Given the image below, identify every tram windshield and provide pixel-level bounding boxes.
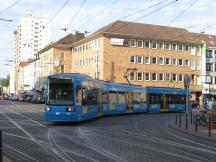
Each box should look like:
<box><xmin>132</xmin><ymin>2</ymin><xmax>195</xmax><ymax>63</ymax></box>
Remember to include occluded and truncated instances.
<box><xmin>47</xmin><ymin>78</ymin><xmax>74</xmax><ymax>105</ymax></box>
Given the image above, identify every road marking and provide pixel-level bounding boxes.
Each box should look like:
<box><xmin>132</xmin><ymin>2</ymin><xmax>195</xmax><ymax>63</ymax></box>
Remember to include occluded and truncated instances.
<box><xmin>3</xmin><ymin>107</ymin><xmax>46</xmax><ymax>127</ymax></box>
<box><xmin>162</xmin><ymin>127</ymin><xmax>216</xmax><ymax>151</ymax></box>
<box><xmin>3</xmin><ymin>144</ymin><xmax>40</xmax><ymax>162</ymax></box>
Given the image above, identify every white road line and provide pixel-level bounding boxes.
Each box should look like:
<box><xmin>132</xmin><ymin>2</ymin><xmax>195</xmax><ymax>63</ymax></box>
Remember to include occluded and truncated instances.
<box><xmin>0</xmin><ymin>112</ymin><xmax>48</xmax><ymax>151</ymax></box>
<box><xmin>162</xmin><ymin>127</ymin><xmax>216</xmax><ymax>151</ymax></box>
<box><xmin>3</xmin><ymin>144</ymin><xmax>40</xmax><ymax>162</ymax></box>
<box><xmin>4</xmin><ymin>107</ymin><xmax>46</xmax><ymax>127</ymax></box>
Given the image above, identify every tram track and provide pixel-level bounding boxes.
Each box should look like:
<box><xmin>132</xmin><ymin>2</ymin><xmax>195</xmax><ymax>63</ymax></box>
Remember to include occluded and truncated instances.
<box><xmin>133</xmin><ymin>119</ymin><xmax>216</xmax><ymax>162</ymax></box>
<box><xmin>3</xmin><ymin>144</ymin><xmax>41</xmax><ymax>162</ymax></box>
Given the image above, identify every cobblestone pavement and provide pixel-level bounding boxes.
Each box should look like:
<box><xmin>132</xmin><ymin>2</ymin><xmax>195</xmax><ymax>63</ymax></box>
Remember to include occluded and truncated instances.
<box><xmin>0</xmin><ymin>100</ymin><xmax>216</xmax><ymax>162</ymax></box>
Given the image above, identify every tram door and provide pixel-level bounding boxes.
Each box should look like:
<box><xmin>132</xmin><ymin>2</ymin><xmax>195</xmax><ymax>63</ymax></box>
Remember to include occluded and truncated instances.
<box><xmin>161</xmin><ymin>94</ymin><xmax>168</xmax><ymax>112</ymax></box>
<box><xmin>98</xmin><ymin>88</ymin><xmax>103</xmax><ymax>114</ymax></box>
<box><xmin>126</xmin><ymin>91</ymin><xmax>133</xmax><ymax>112</ymax></box>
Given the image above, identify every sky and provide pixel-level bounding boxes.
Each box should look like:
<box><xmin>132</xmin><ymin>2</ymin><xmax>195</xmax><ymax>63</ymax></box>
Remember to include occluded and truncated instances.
<box><xmin>0</xmin><ymin>0</ymin><xmax>216</xmax><ymax>78</ymax></box>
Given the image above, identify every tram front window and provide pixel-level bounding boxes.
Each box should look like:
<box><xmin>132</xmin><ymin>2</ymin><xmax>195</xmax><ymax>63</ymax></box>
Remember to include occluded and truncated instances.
<box><xmin>48</xmin><ymin>78</ymin><xmax>74</xmax><ymax>105</ymax></box>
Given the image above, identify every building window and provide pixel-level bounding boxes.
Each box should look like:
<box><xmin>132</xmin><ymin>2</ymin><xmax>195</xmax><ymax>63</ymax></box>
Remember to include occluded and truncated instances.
<box><xmin>206</xmin><ymin>50</ymin><xmax>213</xmax><ymax>58</ymax></box>
<box><xmin>158</xmin><ymin>73</ymin><xmax>164</xmax><ymax>81</ymax></box>
<box><xmin>178</xmin><ymin>59</ymin><xmax>183</xmax><ymax>66</ymax></box>
<box><xmin>144</xmin><ymin>56</ymin><xmax>150</xmax><ymax>64</ymax></box>
<box><xmin>172</xmin><ymin>43</ymin><xmax>177</xmax><ymax>51</ymax></box>
<box><xmin>178</xmin><ymin>44</ymin><xmax>183</xmax><ymax>51</ymax></box>
<box><xmin>144</xmin><ymin>41</ymin><xmax>150</xmax><ymax>48</ymax></box>
<box><xmin>158</xmin><ymin>57</ymin><xmax>164</xmax><ymax>65</ymax></box>
<box><xmin>159</xmin><ymin>42</ymin><xmax>164</xmax><ymax>49</ymax></box>
<box><xmin>130</xmin><ymin>56</ymin><xmax>136</xmax><ymax>63</ymax></box>
<box><xmin>137</xmin><ymin>40</ymin><xmax>143</xmax><ymax>48</ymax></box>
<box><xmin>130</xmin><ymin>72</ymin><xmax>135</xmax><ymax>81</ymax></box>
<box><xmin>206</xmin><ymin>63</ymin><xmax>213</xmax><ymax>71</ymax></box>
<box><xmin>60</xmin><ymin>65</ymin><xmax>64</xmax><ymax>73</ymax></box>
<box><xmin>152</xmin><ymin>57</ymin><xmax>157</xmax><ymax>64</ymax></box>
<box><xmin>179</xmin><ymin>74</ymin><xmax>183</xmax><ymax>82</ymax></box>
<box><xmin>172</xmin><ymin>74</ymin><xmax>177</xmax><ymax>82</ymax></box>
<box><xmin>137</xmin><ymin>72</ymin><xmax>143</xmax><ymax>81</ymax></box>
<box><xmin>60</xmin><ymin>51</ymin><xmax>64</xmax><ymax>60</ymax></box>
<box><xmin>165</xmin><ymin>42</ymin><xmax>171</xmax><ymax>50</ymax></box>
<box><xmin>137</xmin><ymin>56</ymin><xmax>143</xmax><ymax>64</ymax></box>
<box><xmin>185</xmin><ymin>59</ymin><xmax>190</xmax><ymax>66</ymax></box>
<box><xmin>152</xmin><ymin>73</ymin><xmax>157</xmax><ymax>81</ymax></box>
<box><xmin>152</xmin><ymin>41</ymin><xmax>157</xmax><ymax>49</ymax></box>
<box><xmin>184</xmin><ymin>44</ymin><xmax>190</xmax><ymax>52</ymax></box>
<box><xmin>145</xmin><ymin>73</ymin><xmax>150</xmax><ymax>81</ymax></box>
<box><xmin>165</xmin><ymin>73</ymin><xmax>171</xmax><ymax>81</ymax></box>
<box><xmin>172</xmin><ymin>58</ymin><xmax>177</xmax><ymax>65</ymax></box>
<box><xmin>165</xmin><ymin>58</ymin><xmax>171</xmax><ymax>65</ymax></box>
<box><xmin>129</xmin><ymin>39</ymin><xmax>136</xmax><ymax>47</ymax></box>
<box><xmin>191</xmin><ymin>60</ymin><xmax>196</xmax><ymax>70</ymax></box>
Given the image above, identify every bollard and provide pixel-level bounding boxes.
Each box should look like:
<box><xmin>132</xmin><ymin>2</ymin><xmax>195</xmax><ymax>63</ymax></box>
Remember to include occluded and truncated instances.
<box><xmin>195</xmin><ymin>115</ymin><xmax>198</xmax><ymax>132</ymax></box>
<box><xmin>208</xmin><ymin>116</ymin><xmax>211</xmax><ymax>136</ymax></box>
<box><xmin>0</xmin><ymin>129</ymin><xmax>2</xmax><ymax>162</ymax></box>
<box><xmin>175</xmin><ymin>112</ymin><xmax>178</xmax><ymax>125</ymax></box>
<box><xmin>185</xmin><ymin>113</ymin><xmax>188</xmax><ymax>130</ymax></box>
<box><xmin>179</xmin><ymin>111</ymin><xmax>182</xmax><ymax>127</ymax></box>
<box><xmin>190</xmin><ymin>110</ymin><xmax>192</xmax><ymax>124</ymax></box>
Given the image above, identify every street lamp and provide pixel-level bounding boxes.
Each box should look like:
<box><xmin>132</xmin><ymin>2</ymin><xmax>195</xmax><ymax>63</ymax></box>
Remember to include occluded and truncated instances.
<box><xmin>0</xmin><ymin>18</ymin><xmax>12</xmax><ymax>22</ymax></box>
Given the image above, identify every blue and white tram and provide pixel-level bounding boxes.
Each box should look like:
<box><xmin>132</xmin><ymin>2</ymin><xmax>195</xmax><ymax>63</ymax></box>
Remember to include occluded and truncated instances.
<box><xmin>45</xmin><ymin>73</ymin><xmax>188</xmax><ymax>122</ymax></box>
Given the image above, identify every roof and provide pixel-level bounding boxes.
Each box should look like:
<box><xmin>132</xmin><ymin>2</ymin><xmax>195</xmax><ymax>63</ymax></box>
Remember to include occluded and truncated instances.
<box><xmin>192</xmin><ymin>33</ymin><xmax>216</xmax><ymax>47</ymax></box>
<box><xmin>38</xmin><ymin>33</ymin><xmax>76</xmax><ymax>53</ymax></box>
<box><xmin>92</xmin><ymin>20</ymin><xmax>199</xmax><ymax>44</ymax></box>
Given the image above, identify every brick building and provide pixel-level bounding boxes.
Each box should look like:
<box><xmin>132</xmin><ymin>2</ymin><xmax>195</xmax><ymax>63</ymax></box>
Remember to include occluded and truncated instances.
<box><xmin>71</xmin><ymin>20</ymin><xmax>202</xmax><ymax>98</ymax></box>
<box><xmin>38</xmin><ymin>32</ymin><xmax>84</xmax><ymax>89</ymax></box>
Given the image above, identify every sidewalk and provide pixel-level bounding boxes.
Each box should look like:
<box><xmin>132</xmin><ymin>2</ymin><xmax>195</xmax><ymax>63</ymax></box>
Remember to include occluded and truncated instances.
<box><xmin>173</xmin><ymin>111</ymin><xmax>216</xmax><ymax>141</ymax></box>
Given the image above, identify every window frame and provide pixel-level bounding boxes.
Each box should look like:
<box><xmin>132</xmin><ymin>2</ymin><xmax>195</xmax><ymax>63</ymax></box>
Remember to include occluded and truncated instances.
<box><xmin>129</xmin><ymin>55</ymin><xmax>136</xmax><ymax>63</ymax></box>
<box><xmin>144</xmin><ymin>73</ymin><xmax>150</xmax><ymax>81</ymax></box>
<box><xmin>165</xmin><ymin>42</ymin><xmax>171</xmax><ymax>50</ymax></box>
<box><xmin>152</xmin><ymin>41</ymin><xmax>157</xmax><ymax>49</ymax></box>
<box><xmin>172</xmin><ymin>58</ymin><xmax>177</xmax><ymax>66</ymax></box>
<box><xmin>137</xmin><ymin>56</ymin><xmax>143</xmax><ymax>64</ymax></box>
<box><xmin>178</xmin><ymin>59</ymin><xmax>183</xmax><ymax>66</ymax></box>
<box><xmin>137</xmin><ymin>72</ymin><xmax>143</xmax><ymax>81</ymax></box>
<box><xmin>144</xmin><ymin>40</ymin><xmax>150</xmax><ymax>48</ymax></box>
<box><xmin>158</xmin><ymin>73</ymin><xmax>164</xmax><ymax>81</ymax></box>
<box><xmin>151</xmin><ymin>73</ymin><xmax>157</xmax><ymax>81</ymax></box>
<box><xmin>152</xmin><ymin>57</ymin><xmax>157</xmax><ymax>64</ymax></box>
<box><xmin>172</xmin><ymin>43</ymin><xmax>177</xmax><ymax>51</ymax></box>
<box><xmin>129</xmin><ymin>39</ymin><xmax>136</xmax><ymax>47</ymax></box>
<box><xmin>165</xmin><ymin>58</ymin><xmax>171</xmax><ymax>65</ymax></box>
<box><xmin>144</xmin><ymin>56</ymin><xmax>150</xmax><ymax>64</ymax></box>
<box><xmin>137</xmin><ymin>40</ymin><xmax>143</xmax><ymax>48</ymax></box>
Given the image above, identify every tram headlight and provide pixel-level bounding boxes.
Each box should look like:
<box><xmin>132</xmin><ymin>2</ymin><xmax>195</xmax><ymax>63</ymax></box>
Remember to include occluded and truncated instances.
<box><xmin>45</xmin><ymin>106</ymin><xmax>51</xmax><ymax>111</ymax></box>
<box><xmin>66</xmin><ymin>107</ymin><xmax>74</xmax><ymax>112</ymax></box>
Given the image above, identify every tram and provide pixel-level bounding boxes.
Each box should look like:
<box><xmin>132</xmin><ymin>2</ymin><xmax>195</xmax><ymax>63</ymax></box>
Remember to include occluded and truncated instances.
<box><xmin>44</xmin><ymin>73</ymin><xmax>188</xmax><ymax>122</ymax></box>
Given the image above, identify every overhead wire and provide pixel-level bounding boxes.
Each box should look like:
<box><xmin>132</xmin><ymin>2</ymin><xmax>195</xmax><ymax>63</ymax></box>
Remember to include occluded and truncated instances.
<box><xmin>65</xmin><ymin>0</ymin><xmax>87</xmax><ymax>32</ymax></box>
<box><xmin>0</xmin><ymin>0</ymin><xmax>21</xmax><ymax>16</ymax></box>
<box><xmin>77</xmin><ymin>0</ymin><xmax>119</xmax><ymax>31</ymax></box>
<box><xmin>43</xmin><ymin>0</ymin><xmax>70</xmax><ymax>29</ymax></box>
<box><xmin>167</xmin><ymin>0</ymin><xmax>199</xmax><ymax>26</ymax></box>
<box><xmin>111</xmin><ymin>0</ymin><xmax>178</xmax><ymax>32</ymax></box>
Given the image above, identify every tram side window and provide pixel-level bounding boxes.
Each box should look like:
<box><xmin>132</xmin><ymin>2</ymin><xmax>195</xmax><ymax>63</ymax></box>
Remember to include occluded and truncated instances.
<box><xmin>102</xmin><ymin>91</ymin><xmax>109</xmax><ymax>104</ymax></box>
<box><xmin>82</xmin><ymin>88</ymin><xmax>99</xmax><ymax>105</ymax></box>
<box><xmin>118</xmin><ymin>92</ymin><xmax>126</xmax><ymax>104</ymax></box>
<box><xmin>133</xmin><ymin>93</ymin><xmax>141</xmax><ymax>104</ymax></box>
<box><xmin>150</xmin><ymin>94</ymin><xmax>162</xmax><ymax>104</ymax></box>
<box><xmin>177</xmin><ymin>95</ymin><xmax>186</xmax><ymax>104</ymax></box>
<box><xmin>109</xmin><ymin>91</ymin><xmax>118</xmax><ymax>104</ymax></box>
<box><xmin>126</xmin><ymin>92</ymin><xmax>134</xmax><ymax>104</ymax></box>
<box><xmin>76</xmin><ymin>85</ymin><xmax>82</xmax><ymax>105</ymax></box>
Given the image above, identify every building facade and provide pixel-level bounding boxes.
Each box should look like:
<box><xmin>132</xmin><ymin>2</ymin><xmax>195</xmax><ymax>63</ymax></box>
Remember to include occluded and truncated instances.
<box><xmin>71</xmin><ymin>21</ymin><xmax>202</xmax><ymax>100</ymax></box>
<box><xmin>38</xmin><ymin>33</ymin><xmax>84</xmax><ymax>89</ymax></box>
<box><xmin>13</xmin><ymin>11</ymin><xmax>50</xmax><ymax>94</ymax></box>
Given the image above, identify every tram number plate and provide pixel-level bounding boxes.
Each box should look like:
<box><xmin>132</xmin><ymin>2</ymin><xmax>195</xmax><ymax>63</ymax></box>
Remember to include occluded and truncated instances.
<box><xmin>55</xmin><ymin>112</ymin><xmax>60</xmax><ymax>115</ymax></box>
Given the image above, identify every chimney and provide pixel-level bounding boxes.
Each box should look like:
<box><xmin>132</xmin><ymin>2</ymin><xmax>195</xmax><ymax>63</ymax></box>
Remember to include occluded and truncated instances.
<box><xmin>75</xmin><ymin>31</ymin><xmax>85</xmax><ymax>42</ymax></box>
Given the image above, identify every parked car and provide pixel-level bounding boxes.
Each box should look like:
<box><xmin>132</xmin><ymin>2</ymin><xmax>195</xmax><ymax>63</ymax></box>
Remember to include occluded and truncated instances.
<box><xmin>31</xmin><ymin>90</ymin><xmax>45</xmax><ymax>104</ymax></box>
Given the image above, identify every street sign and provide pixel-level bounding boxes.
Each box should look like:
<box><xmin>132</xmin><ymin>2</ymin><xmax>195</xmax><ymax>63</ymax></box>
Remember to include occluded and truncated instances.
<box><xmin>202</xmin><ymin>84</ymin><xmax>210</xmax><ymax>94</ymax></box>
<box><xmin>184</xmin><ymin>75</ymin><xmax>191</xmax><ymax>88</ymax></box>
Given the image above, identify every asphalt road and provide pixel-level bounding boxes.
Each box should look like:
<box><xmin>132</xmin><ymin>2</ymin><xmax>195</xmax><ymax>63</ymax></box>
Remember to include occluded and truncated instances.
<box><xmin>0</xmin><ymin>100</ymin><xmax>215</xmax><ymax>162</ymax></box>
